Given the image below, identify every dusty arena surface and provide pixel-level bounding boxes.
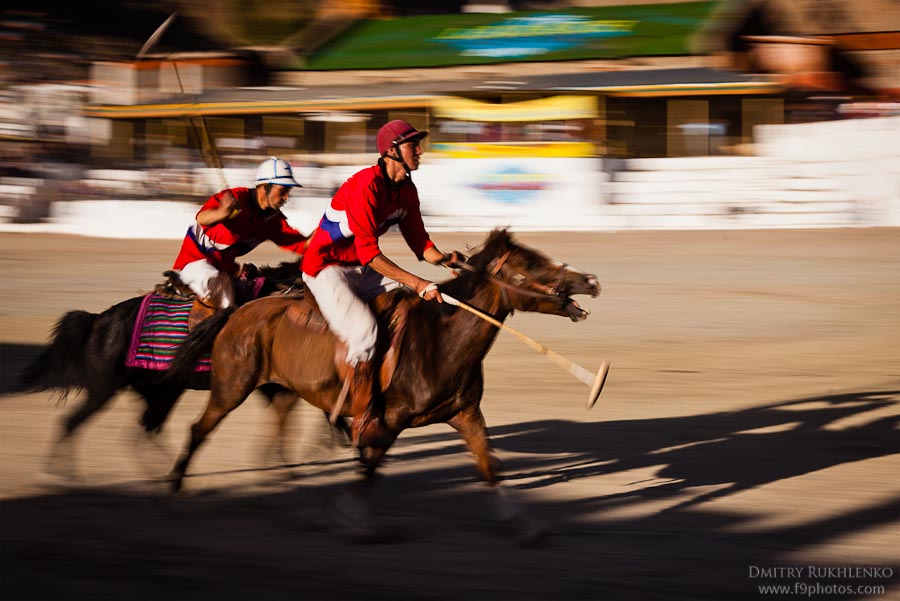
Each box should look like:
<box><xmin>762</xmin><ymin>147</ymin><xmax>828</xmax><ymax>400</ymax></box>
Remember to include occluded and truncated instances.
<box><xmin>1</xmin><ymin>229</ymin><xmax>898</xmax><ymax>600</ymax></box>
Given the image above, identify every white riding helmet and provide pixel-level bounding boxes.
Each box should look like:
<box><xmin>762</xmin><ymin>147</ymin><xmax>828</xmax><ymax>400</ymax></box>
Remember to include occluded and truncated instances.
<box><xmin>255</xmin><ymin>157</ymin><xmax>302</xmax><ymax>187</ymax></box>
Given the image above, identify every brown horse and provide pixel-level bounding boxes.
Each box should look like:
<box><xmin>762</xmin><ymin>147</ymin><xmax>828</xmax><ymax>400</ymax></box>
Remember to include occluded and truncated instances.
<box><xmin>166</xmin><ymin>229</ymin><xmax>600</xmax><ymax>540</ymax></box>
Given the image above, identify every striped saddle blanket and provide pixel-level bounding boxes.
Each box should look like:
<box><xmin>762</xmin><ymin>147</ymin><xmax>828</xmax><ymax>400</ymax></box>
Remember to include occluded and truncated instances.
<box><xmin>125</xmin><ymin>294</ymin><xmax>211</xmax><ymax>372</ymax></box>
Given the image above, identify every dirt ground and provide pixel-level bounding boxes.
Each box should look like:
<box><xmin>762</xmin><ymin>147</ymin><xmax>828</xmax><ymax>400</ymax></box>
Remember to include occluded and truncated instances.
<box><xmin>0</xmin><ymin>229</ymin><xmax>898</xmax><ymax>600</ymax></box>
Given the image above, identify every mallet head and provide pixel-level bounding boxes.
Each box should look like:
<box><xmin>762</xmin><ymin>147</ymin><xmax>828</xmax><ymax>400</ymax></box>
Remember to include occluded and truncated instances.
<box><xmin>587</xmin><ymin>360</ymin><xmax>610</xmax><ymax>409</ymax></box>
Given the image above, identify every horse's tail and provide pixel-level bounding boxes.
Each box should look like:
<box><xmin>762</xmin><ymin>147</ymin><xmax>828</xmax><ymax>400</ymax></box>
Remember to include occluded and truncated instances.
<box><xmin>13</xmin><ymin>310</ymin><xmax>97</xmax><ymax>397</ymax></box>
<box><xmin>163</xmin><ymin>306</ymin><xmax>237</xmax><ymax>384</ymax></box>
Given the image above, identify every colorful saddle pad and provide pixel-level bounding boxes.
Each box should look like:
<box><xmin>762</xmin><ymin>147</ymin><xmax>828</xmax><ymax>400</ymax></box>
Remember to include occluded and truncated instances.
<box><xmin>125</xmin><ymin>294</ymin><xmax>211</xmax><ymax>372</ymax></box>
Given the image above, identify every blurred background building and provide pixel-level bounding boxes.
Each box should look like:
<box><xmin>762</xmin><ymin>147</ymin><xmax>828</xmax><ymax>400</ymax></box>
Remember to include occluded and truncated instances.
<box><xmin>1</xmin><ymin>0</ymin><xmax>898</xmax><ymax>229</ymax></box>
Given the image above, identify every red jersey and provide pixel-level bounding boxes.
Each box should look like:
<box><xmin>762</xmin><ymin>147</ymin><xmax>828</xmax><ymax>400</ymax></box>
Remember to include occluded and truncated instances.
<box><xmin>302</xmin><ymin>163</ymin><xmax>435</xmax><ymax>277</ymax></box>
<box><xmin>172</xmin><ymin>187</ymin><xmax>307</xmax><ymax>273</ymax></box>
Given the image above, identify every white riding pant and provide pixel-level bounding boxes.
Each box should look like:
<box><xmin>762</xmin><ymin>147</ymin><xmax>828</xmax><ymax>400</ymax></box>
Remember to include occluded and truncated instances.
<box><xmin>176</xmin><ymin>259</ymin><xmax>235</xmax><ymax>308</ymax></box>
<box><xmin>302</xmin><ymin>265</ymin><xmax>402</xmax><ymax>366</ymax></box>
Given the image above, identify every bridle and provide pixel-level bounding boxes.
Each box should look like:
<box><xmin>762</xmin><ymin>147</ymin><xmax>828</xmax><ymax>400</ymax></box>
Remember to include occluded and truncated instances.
<box><xmin>453</xmin><ymin>250</ymin><xmax>570</xmax><ymax>309</ymax></box>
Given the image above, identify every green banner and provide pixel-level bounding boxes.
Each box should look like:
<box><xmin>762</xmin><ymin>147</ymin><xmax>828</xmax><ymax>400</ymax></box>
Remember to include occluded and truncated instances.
<box><xmin>301</xmin><ymin>1</ymin><xmax>722</xmax><ymax>70</ymax></box>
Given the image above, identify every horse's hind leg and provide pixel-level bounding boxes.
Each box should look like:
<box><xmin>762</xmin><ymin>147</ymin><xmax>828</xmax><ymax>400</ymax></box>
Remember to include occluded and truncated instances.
<box><xmin>168</xmin><ymin>385</ymin><xmax>252</xmax><ymax>493</ymax></box>
<box><xmin>47</xmin><ymin>384</ymin><xmax>119</xmax><ymax>480</ymax></box>
<box><xmin>60</xmin><ymin>383</ymin><xmax>119</xmax><ymax>438</ymax></box>
<box><xmin>258</xmin><ymin>383</ymin><xmax>300</xmax><ymax>466</ymax></box>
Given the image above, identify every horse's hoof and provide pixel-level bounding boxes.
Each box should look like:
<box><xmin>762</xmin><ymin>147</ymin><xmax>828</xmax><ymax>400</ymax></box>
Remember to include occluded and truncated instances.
<box><xmin>338</xmin><ymin>524</ymin><xmax>404</xmax><ymax>544</ymax></box>
<box><xmin>257</xmin><ymin>442</ymin><xmax>284</xmax><ymax>468</ymax></box>
<box><xmin>42</xmin><ymin>453</ymin><xmax>82</xmax><ymax>487</ymax></box>
<box><xmin>37</xmin><ymin>465</ymin><xmax>82</xmax><ymax>489</ymax></box>
<box><xmin>329</xmin><ymin>490</ymin><xmax>400</xmax><ymax>544</ymax></box>
<box><xmin>496</xmin><ymin>514</ymin><xmax>553</xmax><ymax>547</ymax></box>
<box><xmin>130</xmin><ymin>432</ymin><xmax>173</xmax><ymax>479</ymax></box>
<box><xmin>165</xmin><ymin>472</ymin><xmax>184</xmax><ymax>494</ymax></box>
<box><xmin>513</xmin><ymin>518</ymin><xmax>552</xmax><ymax>547</ymax></box>
<box><xmin>331</xmin><ymin>515</ymin><xmax>405</xmax><ymax>544</ymax></box>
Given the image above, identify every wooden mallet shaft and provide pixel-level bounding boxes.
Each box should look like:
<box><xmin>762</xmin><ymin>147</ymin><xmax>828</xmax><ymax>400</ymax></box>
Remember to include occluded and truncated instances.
<box><xmin>441</xmin><ymin>293</ymin><xmax>609</xmax><ymax>408</ymax></box>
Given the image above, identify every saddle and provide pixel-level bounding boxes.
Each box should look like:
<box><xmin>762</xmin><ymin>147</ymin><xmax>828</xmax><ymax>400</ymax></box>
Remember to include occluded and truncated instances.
<box><xmin>155</xmin><ymin>268</ymin><xmax>304</xmax><ymax>330</ymax></box>
<box><xmin>153</xmin><ymin>271</ymin><xmax>210</xmax><ymax>330</ymax></box>
<box><xmin>154</xmin><ymin>270</ymin><xmax>196</xmax><ymax>300</ymax></box>
<box><xmin>284</xmin><ymin>290</ymin><xmax>415</xmax><ymax>392</ymax></box>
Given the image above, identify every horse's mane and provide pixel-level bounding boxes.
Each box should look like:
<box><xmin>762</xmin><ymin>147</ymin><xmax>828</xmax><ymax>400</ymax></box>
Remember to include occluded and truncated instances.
<box><xmin>154</xmin><ymin>259</ymin><xmax>304</xmax><ymax>301</ymax></box>
<box><xmin>465</xmin><ymin>228</ymin><xmax>515</xmax><ymax>272</ymax></box>
<box><xmin>257</xmin><ymin>260</ymin><xmax>302</xmax><ymax>281</ymax></box>
<box><xmin>437</xmin><ymin>228</ymin><xmax>515</xmax><ymax>301</ymax></box>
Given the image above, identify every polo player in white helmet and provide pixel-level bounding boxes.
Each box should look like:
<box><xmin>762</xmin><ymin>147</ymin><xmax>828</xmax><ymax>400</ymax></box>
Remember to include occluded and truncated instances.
<box><xmin>171</xmin><ymin>157</ymin><xmax>308</xmax><ymax>308</ymax></box>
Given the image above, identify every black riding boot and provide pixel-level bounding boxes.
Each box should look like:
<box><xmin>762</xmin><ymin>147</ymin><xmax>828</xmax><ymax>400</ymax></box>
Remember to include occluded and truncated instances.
<box><xmin>348</xmin><ymin>361</ymin><xmax>393</xmax><ymax>449</ymax></box>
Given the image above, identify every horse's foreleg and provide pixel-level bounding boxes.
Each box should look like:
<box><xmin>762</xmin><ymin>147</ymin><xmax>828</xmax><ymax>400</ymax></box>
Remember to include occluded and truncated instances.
<box><xmin>448</xmin><ymin>407</ymin><xmax>501</xmax><ymax>485</ymax></box>
<box><xmin>126</xmin><ymin>384</ymin><xmax>183</xmax><ymax>479</ymax></box>
<box><xmin>328</xmin><ymin>447</ymin><xmax>395</xmax><ymax>543</ymax></box>
<box><xmin>357</xmin><ymin>446</ymin><xmax>388</xmax><ymax>478</ymax></box>
<box><xmin>448</xmin><ymin>407</ymin><xmax>548</xmax><ymax>546</ymax></box>
<box><xmin>136</xmin><ymin>383</ymin><xmax>185</xmax><ymax>435</ymax></box>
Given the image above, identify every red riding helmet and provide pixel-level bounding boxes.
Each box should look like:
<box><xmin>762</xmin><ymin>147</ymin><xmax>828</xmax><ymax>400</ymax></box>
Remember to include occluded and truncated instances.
<box><xmin>376</xmin><ymin>120</ymin><xmax>428</xmax><ymax>156</ymax></box>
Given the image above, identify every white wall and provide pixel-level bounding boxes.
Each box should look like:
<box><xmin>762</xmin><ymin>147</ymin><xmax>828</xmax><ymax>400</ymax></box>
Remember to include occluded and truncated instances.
<box><xmin>2</xmin><ymin>116</ymin><xmax>898</xmax><ymax>235</ymax></box>
<box><xmin>755</xmin><ymin>115</ymin><xmax>900</xmax><ymax>226</ymax></box>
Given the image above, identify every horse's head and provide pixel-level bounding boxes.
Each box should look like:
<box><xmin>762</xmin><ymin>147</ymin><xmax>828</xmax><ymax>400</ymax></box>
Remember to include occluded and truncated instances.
<box><xmin>466</xmin><ymin>229</ymin><xmax>600</xmax><ymax>321</ymax></box>
<box><xmin>250</xmin><ymin>260</ymin><xmax>304</xmax><ymax>299</ymax></box>
<box><xmin>256</xmin><ymin>260</ymin><xmax>302</xmax><ymax>283</ymax></box>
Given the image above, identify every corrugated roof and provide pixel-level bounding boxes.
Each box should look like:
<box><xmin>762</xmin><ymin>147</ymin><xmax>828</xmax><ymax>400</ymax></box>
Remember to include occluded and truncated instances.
<box><xmin>84</xmin><ymin>68</ymin><xmax>781</xmax><ymax>118</ymax></box>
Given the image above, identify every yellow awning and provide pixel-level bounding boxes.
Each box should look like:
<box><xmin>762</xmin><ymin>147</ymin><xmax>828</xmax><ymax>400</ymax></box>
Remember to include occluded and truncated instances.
<box><xmin>432</xmin><ymin>95</ymin><xmax>598</xmax><ymax>122</ymax></box>
<box><xmin>432</xmin><ymin>141</ymin><xmax>597</xmax><ymax>158</ymax></box>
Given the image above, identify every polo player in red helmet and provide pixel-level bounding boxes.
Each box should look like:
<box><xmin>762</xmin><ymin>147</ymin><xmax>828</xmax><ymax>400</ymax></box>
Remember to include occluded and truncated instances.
<box><xmin>301</xmin><ymin>120</ymin><xmax>459</xmax><ymax>449</ymax></box>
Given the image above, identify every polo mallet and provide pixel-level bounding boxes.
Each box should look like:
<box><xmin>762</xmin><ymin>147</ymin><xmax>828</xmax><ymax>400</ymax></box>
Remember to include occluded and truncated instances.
<box><xmin>137</xmin><ymin>13</ymin><xmax>231</xmax><ymax>194</ymax></box>
<box><xmin>441</xmin><ymin>293</ymin><xmax>610</xmax><ymax>408</ymax></box>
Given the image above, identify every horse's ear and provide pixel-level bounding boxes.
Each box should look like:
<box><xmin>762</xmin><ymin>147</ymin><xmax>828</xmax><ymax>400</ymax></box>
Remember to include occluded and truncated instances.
<box><xmin>487</xmin><ymin>227</ymin><xmax>511</xmax><ymax>241</ymax></box>
<box><xmin>483</xmin><ymin>228</ymin><xmax>514</xmax><ymax>253</ymax></box>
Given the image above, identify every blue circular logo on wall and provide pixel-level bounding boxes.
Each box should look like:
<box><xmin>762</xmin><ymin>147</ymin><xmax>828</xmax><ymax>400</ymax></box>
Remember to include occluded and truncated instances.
<box><xmin>472</xmin><ymin>167</ymin><xmax>549</xmax><ymax>204</ymax></box>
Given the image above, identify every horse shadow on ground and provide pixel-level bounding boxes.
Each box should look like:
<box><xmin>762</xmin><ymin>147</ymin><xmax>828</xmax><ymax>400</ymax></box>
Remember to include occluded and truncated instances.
<box><xmin>496</xmin><ymin>389</ymin><xmax>900</xmax><ymax>505</ymax></box>
<box><xmin>2</xmin><ymin>389</ymin><xmax>898</xmax><ymax>600</ymax></box>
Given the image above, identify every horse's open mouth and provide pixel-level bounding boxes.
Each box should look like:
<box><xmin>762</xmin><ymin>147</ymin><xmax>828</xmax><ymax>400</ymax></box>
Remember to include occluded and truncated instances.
<box><xmin>564</xmin><ymin>297</ymin><xmax>590</xmax><ymax>322</ymax></box>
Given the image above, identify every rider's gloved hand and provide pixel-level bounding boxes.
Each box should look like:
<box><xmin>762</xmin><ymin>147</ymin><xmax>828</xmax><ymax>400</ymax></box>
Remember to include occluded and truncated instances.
<box><xmin>221</xmin><ymin>191</ymin><xmax>240</xmax><ymax>219</ymax></box>
<box><xmin>418</xmin><ymin>281</ymin><xmax>443</xmax><ymax>303</ymax></box>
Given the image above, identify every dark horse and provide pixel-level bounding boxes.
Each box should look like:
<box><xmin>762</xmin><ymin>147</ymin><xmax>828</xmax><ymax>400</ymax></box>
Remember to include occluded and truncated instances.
<box><xmin>165</xmin><ymin>230</ymin><xmax>600</xmax><ymax>540</ymax></box>
<box><xmin>12</xmin><ymin>262</ymin><xmax>309</xmax><ymax>477</ymax></box>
